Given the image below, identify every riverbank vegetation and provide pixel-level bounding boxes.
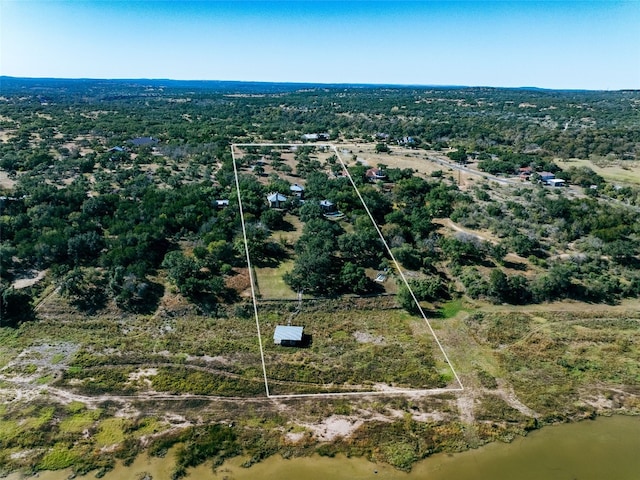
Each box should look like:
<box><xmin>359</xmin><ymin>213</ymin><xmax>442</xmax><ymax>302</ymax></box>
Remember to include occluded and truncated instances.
<box><xmin>1</xmin><ymin>302</ymin><xmax>638</xmax><ymax>477</ymax></box>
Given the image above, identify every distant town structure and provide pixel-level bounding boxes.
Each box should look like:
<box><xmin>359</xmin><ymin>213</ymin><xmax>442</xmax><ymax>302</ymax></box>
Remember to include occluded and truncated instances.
<box><xmin>273</xmin><ymin>325</ymin><xmax>304</xmax><ymax>346</ymax></box>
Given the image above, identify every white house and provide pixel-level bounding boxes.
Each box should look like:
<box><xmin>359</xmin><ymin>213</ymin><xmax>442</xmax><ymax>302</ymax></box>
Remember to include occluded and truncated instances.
<box><xmin>539</xmin><ymin>172</ymin><xmax>555</xmax><ymax>184</ymax></box>
<box><xmin>267</xmin><ymin>192</ymin><xmax>287</xmax><ymax>208</ymax></box>
<box><xmin>548</xmin><ymin>178</ymin><xmax>566</xmax><ymax>187</ymax></box>
<box><xmin>290</xmin><ymin>184</ymin><xmax>305</xmax><ymax>198</ymax></box>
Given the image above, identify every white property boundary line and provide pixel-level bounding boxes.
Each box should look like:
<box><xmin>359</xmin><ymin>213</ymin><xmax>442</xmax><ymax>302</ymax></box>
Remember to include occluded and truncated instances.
<box><xmin>231</xmin><ymin>143</ymin><xmax>464</xmax><ymax>399</ymax></box>
<box><xmin>231</xmin><ymin>145</ymin><xmax>271</xmax><ymax>397</ymax></box>
<box><xmin>331</xmin><ymin>145</ymin><xmax>464</xmax><ymax>391</ymax></box>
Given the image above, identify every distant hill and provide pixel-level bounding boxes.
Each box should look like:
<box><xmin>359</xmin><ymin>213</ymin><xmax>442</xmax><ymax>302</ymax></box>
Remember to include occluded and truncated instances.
<box><xmin>2</xmin><ymin>76</ymin><xmax>625</xmax><ymax>96</ymax></box>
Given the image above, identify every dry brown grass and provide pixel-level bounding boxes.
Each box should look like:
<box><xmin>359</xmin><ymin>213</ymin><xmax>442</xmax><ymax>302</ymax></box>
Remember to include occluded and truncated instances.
<box><xmin>0</xmin><ymin>170</ymin><xmax>16</xmax><ymax>189</ymax></box>
<box><xmin>555</xmin><ymin>157</ymin><xmax>640</xmax><ymax>185</ymax></box>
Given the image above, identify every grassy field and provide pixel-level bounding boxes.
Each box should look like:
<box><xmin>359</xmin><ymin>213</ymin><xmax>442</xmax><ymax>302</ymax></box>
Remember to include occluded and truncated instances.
<box><xmin>555</xmin><ymin>158</ymin><xmax>640</xmax><ymax>184</ymax></box>
<box><xmin>258</xmin><ymin>299</ymin><xmax>455</xmax><ymax>395</ymax></box>
<box><xmin>254</xmin><ymin>260</ymin><xmax>298</xmax><ymax>300</ymax></box>
<box><xmin>439</xmin><ymin>299</ymin><xmax>469</xmax><ymax>319</ymax></box>
<box><xmin>465</xmin><ymin>310</ymin><xmax>640</xmax><ymax>418</ymax></box>
<box><xmin>275</xmin><ymin>214</ymin><xmax>304</xmax><ymax>244</ymax></box>
<box><xmin>0</xmin><ymin>299</ymin><xmax>265</xmax><ymax>399</ymax></box>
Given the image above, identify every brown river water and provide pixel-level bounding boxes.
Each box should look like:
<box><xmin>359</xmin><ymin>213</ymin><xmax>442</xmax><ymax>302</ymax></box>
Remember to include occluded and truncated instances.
<box><xmin>8</xmin><ymin>415</ymin><xmax>640</xmax><ymax>480</ymax></box>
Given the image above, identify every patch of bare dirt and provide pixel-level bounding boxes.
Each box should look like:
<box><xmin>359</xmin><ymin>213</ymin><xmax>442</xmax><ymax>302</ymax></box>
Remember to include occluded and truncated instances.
<box><xmin>0</xmin><ymin>343</ymin><xmax>80</xmax><ymax>406</ymax></box>
<box><xmin>127</xmin><ymin>368</ymin><xmax>158</xmax><ymax>382</ymax></box>
<box><xmin>433</xmin><ymin>218</ymin><xmax>499</xmax><ymax>244</ymax></box>
<box><xmin>284</xmin><ymin>431</ymin><xmax>306</xmax><ymax>443</ymax></box>
<box><xmin>456</xmin><ymin>394</ymin><xmax>476</xmax><ymax>424</ymax></box>
<box><xmin>582</xmin><ymin>393</ymin><xmax>616</xmax><ymax>411</ymax></box>
<box><xmin>302</xmin><ymin>415</ymin><xmax>364</xmax><ymax>441</ymax></box>
<box><xmin>12</xmin><ymin>270</ymin><xmax>48</xmax><ymax>289</ymax></box>
<box><xmin>492</xmin><ymin>380</ymin><xmax>538</xmax><ymax>418</ymax></box>
<box><xmin>338</xmin><ymin>142</ymin><xmax>477</xmax><ymax>184</ymax></box>
<box><xmin>185</xmin><ymin>355</ymin><xmax>233</xmax><ymax>367</ymax></box>
<box><xmin>226</xmin><ymin>268</ymin><xmax>252</xmax><ymax>298</ymax></box>
<box><xmin>0</xmin><ymin>130</ymin><xmax>15</xmax><ymax>143</ymax></box>
<box><xmin>0</xmin><ymin>170</ymin><xmax>16</xmax><ymax>188</ymax></box>
<box><xmin>353</xmin><ymin>331</ymin><xmax>384</xmax><ymax>344</ymax></box>
<box><xmin>0</xmin><ymin>343</ymin><xmax>78</xmax><ymax>379</ymax></box>
<box><xmin>483</xmin><ymin>298</ymin><xmax>640</xmax><ymax>315</ymax></box>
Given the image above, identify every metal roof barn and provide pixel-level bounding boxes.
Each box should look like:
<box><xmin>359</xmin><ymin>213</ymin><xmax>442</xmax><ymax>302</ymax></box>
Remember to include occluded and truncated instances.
<box><xmin>273</xmin><ymin>325</ymin><xmax>304</xmax><ymax>346</ymax></box>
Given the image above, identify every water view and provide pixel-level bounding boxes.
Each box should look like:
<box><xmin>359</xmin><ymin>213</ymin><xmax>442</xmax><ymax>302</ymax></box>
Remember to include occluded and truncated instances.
<box><xmin>8</xmin><ymin>416</ymin><xmax>639</xmax><ymax>480</ymax></box>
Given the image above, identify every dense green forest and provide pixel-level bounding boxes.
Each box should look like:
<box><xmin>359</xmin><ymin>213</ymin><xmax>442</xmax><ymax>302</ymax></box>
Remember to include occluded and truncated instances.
<box><xmin>1</xmin><ymin>77</ymin><xmax>639</xmax><ymax>325</ymax></box>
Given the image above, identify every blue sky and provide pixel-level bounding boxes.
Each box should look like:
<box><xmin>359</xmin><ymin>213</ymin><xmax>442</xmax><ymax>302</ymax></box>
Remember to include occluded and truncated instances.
<box><xmin>1</xmin><ymin>1</ymin><xmax>638</xmax><ymax>89</ymax></box>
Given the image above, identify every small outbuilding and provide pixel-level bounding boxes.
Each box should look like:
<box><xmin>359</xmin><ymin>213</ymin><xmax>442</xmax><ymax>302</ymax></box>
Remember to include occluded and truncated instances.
<box><xmin>302</xmin><ymin>132</ymin><xmax>329</xmax><ymax>141</ymax></box>
<box><xmin>548</xmin><ymin>178</ymin><xmax>566</xmax><ymax>187</ymax></box>
<box><xmin>398</xmin><ymin>136</ymin><xmax>416</xmax><ymax>146</ymax></box>
<box><xmin>274</xmin><ymin>325</ymin><xmax>304</xmax><ymax>346</ymax></box>
<box><xmin>518</xmin><ymin>166</ymin><xmax>533</xmax><ymax>178</ymax></box>
<box><xmin>267</xmin><ymin>192</ymin><xmax>287</xmax><ymax>209</ymax></box>
<box><xmin>215</xmin><ymin>199</ymin><xmax>230</xmax><ymax>209</ymax></box>
<box><xmin>319</xmin><ymin>199</ymin><xmax>336</xmax><ymax>213</ymax></box>
<box><xmin>320</xmin><ymin>199</ymin><xmax>344</xmax><ymax>219</ymax></box>
<box><xmin>539</xmin><ymin>172</ymin><xmax>555</xmax><ymax>184</ymax></box>
<box><xmin>366</xmin><ymin>167</ymin><xmax>387</xmax><ymax>181</ymax></box>
<box><xmin>290</xmin><ymin>184</ymin><xmax>305</xmax><ymax>198</ymax></box>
